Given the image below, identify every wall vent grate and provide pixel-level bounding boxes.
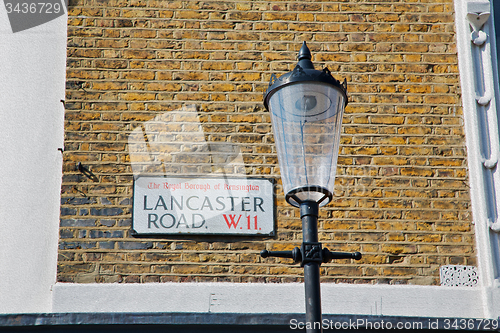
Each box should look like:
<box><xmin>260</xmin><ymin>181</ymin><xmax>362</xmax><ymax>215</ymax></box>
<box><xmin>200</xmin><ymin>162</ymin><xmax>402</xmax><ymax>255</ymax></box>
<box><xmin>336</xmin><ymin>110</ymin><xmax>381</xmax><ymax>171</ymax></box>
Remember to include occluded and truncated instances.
<box><xmin>440</xmin><ymin>265</ymin><xmax>479</xmax><ymax>287</ymax></box>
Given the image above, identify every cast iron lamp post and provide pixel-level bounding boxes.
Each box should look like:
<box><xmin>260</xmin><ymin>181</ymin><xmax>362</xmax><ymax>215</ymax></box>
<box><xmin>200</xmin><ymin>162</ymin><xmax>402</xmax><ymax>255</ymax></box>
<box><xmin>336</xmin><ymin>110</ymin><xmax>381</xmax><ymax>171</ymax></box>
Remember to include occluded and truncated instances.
<box><xmin>260</xmin><ymin>42</ymin><xmax>362</xmax><ymax>333</ymax></box>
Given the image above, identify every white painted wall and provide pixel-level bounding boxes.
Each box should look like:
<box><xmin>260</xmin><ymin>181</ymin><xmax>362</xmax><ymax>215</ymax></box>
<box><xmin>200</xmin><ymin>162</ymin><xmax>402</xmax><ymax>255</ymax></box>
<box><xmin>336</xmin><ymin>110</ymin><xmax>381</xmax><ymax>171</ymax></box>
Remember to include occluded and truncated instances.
<box><xmin>52</xmin><ymin>282</ymin><xmax>484</xmax><ymax>319</ymax></box>
<box><xmin>0</xmin><ymin>0</ymin><xmax>498</xmax><ymax>321</ymax></box>
<box><xmin>454</xmin><ymin>0</ymin><xmax>500</xmax><ymax>318</ymax></box>
<box><xmin>0</xmin><ymin>5</ymin><xmax>67</xmax><ymax>313</ymax></box>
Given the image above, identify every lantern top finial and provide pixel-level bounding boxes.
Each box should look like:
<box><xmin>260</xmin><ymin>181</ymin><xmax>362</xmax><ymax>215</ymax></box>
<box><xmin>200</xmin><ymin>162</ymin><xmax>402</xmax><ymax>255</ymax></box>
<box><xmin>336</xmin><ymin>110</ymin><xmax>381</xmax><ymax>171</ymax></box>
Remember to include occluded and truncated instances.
<box><xmin>297</xmin><ymin>41</ymin><xmax>314</xmax><ymax>70</ymax></box>
<box><xmin>298</xmin><ymin>41</ymin><xmax>311</xmax><ymax>61</ymax></box>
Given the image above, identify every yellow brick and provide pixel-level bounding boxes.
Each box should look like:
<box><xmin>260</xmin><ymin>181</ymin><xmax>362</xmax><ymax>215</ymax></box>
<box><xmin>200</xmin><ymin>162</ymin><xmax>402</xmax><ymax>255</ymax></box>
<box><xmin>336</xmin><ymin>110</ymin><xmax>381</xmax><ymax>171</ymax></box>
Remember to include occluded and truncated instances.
<box><xmin>381</xmin><ymin>244</ymin><xmax>417</xmax><ymax>255</ymax></box>
<box><xmin>263</xmin><ymin>12</ymin><xmax>296</xmax><ymax>21</ymax></box>
<box><xmin>383</xmin><ymin>267</ymin><xmax>418</xmax><ymax>276</ymax></box>
<box><xmin>59</xmin><ymin>0</ymin><xmax>473</xmax><ymax>285</ymax></box>
<box><xmin>176</xmin><ymin>10</ymin><xmax>209</xmax><ymax>20</ymax></box>
<box><xmin>120</xmin><ymin>92</ymin><xmax>156</xmax><ymax>101</ymax></box>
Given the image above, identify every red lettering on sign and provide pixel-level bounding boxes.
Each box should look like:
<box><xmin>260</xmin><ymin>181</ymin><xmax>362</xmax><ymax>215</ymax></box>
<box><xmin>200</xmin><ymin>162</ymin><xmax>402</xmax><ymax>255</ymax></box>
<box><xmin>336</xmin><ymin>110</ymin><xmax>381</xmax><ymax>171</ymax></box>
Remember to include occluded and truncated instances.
<box><xmin>246</xmin><ymin>215</ymin><xmax>258</xmax><ymax>229</ymax></box>
<box><xmin>223</xmin><ymin>214</ymin><xmax>241</xmax><ymax>229</ymax></box>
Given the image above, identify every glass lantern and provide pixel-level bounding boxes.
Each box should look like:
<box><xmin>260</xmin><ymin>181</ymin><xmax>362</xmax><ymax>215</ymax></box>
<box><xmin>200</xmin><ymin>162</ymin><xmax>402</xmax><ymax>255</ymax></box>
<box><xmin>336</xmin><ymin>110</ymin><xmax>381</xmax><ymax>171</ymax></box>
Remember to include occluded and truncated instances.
<box><xmin>264</xmin><ymin>42</ymin><xmax>348</xmax><ymax>207</ymax></box>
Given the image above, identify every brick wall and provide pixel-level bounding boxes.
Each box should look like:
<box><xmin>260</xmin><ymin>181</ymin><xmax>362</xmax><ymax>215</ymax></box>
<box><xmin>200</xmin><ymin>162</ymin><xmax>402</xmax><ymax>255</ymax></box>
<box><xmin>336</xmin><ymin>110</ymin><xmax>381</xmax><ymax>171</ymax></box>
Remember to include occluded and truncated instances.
<box><xmin>59</xmin><ymin>0</ymin><xmax>475</xmax><ymax>285</ymax></box>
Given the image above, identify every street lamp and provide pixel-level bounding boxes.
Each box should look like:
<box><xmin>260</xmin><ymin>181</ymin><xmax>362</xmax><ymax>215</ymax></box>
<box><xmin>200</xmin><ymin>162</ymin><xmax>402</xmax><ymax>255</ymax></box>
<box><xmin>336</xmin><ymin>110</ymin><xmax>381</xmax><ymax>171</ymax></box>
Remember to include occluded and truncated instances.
<box><xmin>261</xmin><ymin>42</ymin><xmax>362</xmax><ymax>332</ymax></box>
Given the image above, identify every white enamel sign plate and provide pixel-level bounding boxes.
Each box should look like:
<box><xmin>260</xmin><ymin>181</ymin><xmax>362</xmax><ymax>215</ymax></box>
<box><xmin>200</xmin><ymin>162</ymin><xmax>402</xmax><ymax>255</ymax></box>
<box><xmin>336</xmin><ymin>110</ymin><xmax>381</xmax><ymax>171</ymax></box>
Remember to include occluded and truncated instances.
<box><xmin>132</xmin><ymin>177</ymin><xmax>275</xmax><ymax>235</ymax></box>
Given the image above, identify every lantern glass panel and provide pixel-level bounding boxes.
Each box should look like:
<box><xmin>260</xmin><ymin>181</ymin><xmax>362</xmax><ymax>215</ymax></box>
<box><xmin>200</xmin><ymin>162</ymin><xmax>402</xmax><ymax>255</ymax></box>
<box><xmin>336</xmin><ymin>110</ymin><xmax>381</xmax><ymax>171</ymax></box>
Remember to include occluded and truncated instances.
<box><xmin>268</xmin><ymin>81</ymin><xmax>345</xmax><ymax>207</ymax></box>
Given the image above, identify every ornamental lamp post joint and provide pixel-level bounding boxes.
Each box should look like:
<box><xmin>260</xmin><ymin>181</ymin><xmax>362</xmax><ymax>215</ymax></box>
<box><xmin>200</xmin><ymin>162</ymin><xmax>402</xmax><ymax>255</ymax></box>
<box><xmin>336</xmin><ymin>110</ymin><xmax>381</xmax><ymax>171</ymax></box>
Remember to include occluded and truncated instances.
<box><xmin>260</xmin><ymin>41</ymin><xmax>361</xmax><ymax>333</ymax></box>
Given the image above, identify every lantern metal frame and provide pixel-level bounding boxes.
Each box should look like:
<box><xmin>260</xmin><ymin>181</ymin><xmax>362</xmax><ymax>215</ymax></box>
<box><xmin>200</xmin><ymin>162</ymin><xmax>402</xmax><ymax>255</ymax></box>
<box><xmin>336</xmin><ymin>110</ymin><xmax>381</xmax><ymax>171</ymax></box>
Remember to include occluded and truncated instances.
<box><xmin>263</xmin><ymin>42</ymin><xmax>349</xmax><ymax>209</ymax></box>
<box><xmin>264</xmin><ymin>43</ymin><xmax>348</xmax><ymax>113</ymax></box>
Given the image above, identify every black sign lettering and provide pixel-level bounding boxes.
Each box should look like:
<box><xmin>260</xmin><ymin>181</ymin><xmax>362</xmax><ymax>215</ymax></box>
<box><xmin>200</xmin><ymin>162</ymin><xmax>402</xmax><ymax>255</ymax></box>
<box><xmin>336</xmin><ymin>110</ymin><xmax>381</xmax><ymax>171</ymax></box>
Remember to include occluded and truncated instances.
<box><xmin>254</xmin><ymin>197</ymin><xmax>264</xmax><ymax>212</ymax></box>
<box><xmin>148</xmin><ymin>213</ymin><xmax>159</xmax><ymax>228</ymax></box>
<box><xmin>159</xmin><ymin>213</ymin><xmax>175</xmax><ymax>228</ymax></box>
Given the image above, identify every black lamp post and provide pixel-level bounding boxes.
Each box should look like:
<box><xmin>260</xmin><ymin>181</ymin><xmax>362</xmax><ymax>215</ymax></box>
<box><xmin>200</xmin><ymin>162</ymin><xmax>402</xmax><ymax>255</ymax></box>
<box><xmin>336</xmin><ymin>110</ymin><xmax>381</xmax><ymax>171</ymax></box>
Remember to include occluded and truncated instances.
<box><xmin>261</xmin><ymin>42</ymin><xmax>362</xmax><ymax>333</ymax></box>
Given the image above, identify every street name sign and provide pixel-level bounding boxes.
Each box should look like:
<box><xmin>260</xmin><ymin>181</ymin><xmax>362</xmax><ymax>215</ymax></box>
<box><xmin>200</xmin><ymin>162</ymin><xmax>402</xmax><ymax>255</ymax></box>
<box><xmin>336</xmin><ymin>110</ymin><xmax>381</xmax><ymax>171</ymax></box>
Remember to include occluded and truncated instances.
<box><xmin>132</xmin><ymin>177</ymin><xmax>275</xmax><ymax>235</ymax></box>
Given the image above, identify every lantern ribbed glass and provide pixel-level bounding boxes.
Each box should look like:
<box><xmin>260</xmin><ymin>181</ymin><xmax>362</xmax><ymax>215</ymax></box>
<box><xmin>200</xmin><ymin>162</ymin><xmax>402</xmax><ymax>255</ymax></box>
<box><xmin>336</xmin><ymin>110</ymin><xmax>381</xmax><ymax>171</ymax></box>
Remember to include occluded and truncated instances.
<box><xmin>264</xmin><ymin>42</ymin><xmax>347</xmax><ymax>207</ymax></box>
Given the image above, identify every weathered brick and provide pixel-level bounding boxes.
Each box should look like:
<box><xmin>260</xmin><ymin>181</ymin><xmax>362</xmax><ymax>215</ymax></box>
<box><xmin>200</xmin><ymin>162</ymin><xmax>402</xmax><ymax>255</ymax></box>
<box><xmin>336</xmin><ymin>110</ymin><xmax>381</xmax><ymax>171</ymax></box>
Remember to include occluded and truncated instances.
<box><xmin>89</xmin><ymin>207</ymin><xmax>124</xmax><ymax>216</ymax></box>
<box><xmin>118</xmin><ymin>242</ymin><xmax>154</xmax><ymax>250</ymax></box>
<box><xmin>94</xmin><ymin>59</ymin><xmax>127</xmax><ymax>69</ymax></box>
<box><xmin>60</xmin><ymin>219</ymin><xmax>97</xmax><ymax>227</ymax></box>
<box><xmin>59</xmin><ymin>0</ymin><xmax>473</xmax><ymax>285</ymax></box>
<box><xmin>58</xmin><ymin>263</ymin><xmax>96</xmax><ymax>274</ymax></box>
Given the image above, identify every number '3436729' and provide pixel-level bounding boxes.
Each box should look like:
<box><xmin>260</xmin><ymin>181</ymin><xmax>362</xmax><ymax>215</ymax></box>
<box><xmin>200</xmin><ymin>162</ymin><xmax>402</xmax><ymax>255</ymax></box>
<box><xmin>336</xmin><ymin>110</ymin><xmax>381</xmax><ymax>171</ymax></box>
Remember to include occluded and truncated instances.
<box><xmin>5</xmin><ymin>2</ymin><xmax>62</xmax><ymax>14</ymax></box>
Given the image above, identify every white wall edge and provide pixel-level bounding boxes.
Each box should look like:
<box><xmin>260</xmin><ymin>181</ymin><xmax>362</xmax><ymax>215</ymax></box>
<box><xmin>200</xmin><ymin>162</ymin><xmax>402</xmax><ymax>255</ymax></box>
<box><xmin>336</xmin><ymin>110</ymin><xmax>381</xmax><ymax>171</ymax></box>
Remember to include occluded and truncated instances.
<box><xmin>0</xmin><ymin>4</ymin><xmax>67</xmax><ymax>314</ymax></box>
<box><xmin>454</xmin><ymin>0</ymin><xmax>500</xmax><ymax>319</ymax></box>
<box><xmin>52</xmin><ymin>282</ymin><xmax>486</xmax><ymax>319</ymax></box>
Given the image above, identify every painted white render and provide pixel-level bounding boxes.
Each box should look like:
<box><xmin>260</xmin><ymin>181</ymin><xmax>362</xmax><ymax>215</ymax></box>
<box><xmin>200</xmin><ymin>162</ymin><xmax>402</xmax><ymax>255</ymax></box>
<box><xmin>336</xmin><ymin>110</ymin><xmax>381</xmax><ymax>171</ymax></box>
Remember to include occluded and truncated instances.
<box><xmin>0</xmin><ymin>0</ymin><xmax>499</xmax><ymax>321</ymax></box>
<box><xmin>51</xmin><ymin>282</ymin><xmax>484</xmax><ymax>318</ymax></box>
<box><xmin>454</xmin><ymin>0</ymin><xmax>500</xmax><ymax>318</ymax></box>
